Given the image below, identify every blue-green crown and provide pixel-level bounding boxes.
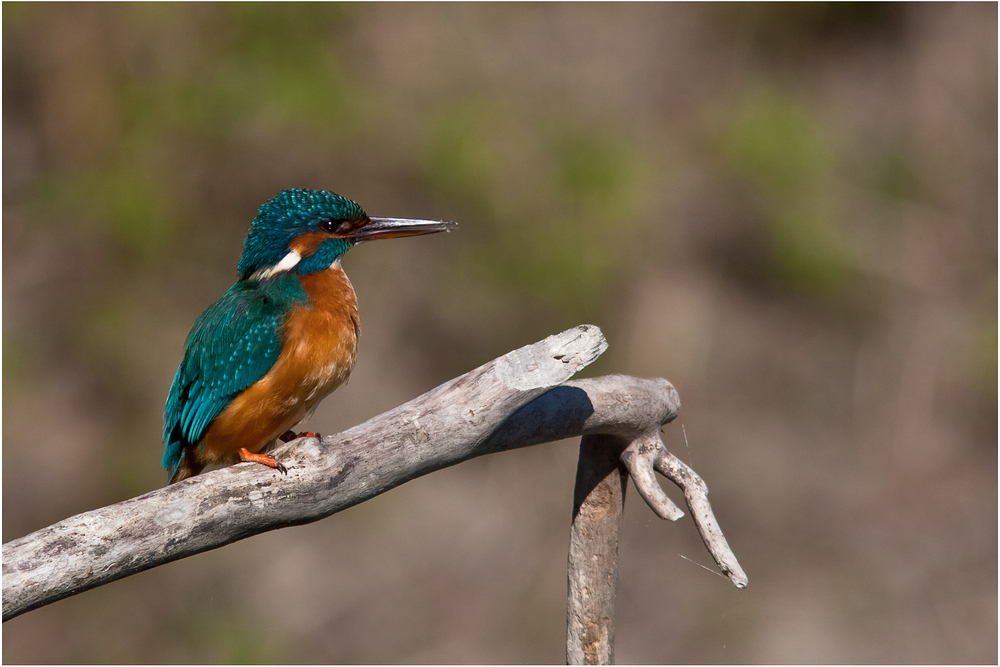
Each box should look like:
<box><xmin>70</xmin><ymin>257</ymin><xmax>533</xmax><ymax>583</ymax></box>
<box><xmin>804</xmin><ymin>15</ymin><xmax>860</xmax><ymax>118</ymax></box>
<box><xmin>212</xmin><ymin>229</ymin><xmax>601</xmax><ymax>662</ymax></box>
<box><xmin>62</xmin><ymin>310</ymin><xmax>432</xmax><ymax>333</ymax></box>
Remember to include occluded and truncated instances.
<box><xmin>238</xmin><ymin>189</ymin><xmax>367</xmax><ymax>279</ymax></box>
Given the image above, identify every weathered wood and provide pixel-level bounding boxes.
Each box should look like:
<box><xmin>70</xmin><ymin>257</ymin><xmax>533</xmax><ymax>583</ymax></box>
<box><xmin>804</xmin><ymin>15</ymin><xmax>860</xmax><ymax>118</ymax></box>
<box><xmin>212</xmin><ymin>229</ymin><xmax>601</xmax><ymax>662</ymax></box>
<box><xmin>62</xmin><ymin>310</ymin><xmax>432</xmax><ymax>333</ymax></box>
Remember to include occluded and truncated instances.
<box><xmin>566</xmin><ymin>434</ymin><xmax>629</xmax><ymax>665</ymax></box>
<box><xmin>562</xmin><ymin>420</ymin><xmax>751</xmax><ymax>665</ymax></box>
<box><xmin>2</xmin><ymin>325</ymin><xmax>607</xmax><ymax>621</ymax></box>
<box><xmin>622</xmin><ymin>433</ymin><xmax>748</xmax><ymax>589</ymax></box>
<box><xmin>3</xmin><ymin>323</ymin><xmax>746</xmax><ymax>646</ymax></box>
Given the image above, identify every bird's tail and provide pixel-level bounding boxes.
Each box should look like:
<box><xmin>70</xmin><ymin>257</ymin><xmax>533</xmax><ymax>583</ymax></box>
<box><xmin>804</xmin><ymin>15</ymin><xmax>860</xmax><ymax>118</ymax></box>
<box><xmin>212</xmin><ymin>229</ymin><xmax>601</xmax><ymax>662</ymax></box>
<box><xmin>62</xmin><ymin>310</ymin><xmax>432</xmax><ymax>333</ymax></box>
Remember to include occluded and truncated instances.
<box><xmin>167</xmin><ymin>450</ymin><xmax>204</xmax><ymax>485</ymax></box>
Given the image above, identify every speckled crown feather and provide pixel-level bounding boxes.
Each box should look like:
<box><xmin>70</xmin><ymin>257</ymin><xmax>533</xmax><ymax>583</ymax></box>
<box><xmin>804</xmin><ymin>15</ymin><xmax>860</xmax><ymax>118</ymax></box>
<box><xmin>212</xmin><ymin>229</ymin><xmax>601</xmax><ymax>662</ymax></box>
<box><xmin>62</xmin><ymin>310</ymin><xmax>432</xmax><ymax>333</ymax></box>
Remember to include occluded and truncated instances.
<box><xmin>237</xmin><ymin>189</ymin><xmax>366</xmax><ymax>279</ymax></box>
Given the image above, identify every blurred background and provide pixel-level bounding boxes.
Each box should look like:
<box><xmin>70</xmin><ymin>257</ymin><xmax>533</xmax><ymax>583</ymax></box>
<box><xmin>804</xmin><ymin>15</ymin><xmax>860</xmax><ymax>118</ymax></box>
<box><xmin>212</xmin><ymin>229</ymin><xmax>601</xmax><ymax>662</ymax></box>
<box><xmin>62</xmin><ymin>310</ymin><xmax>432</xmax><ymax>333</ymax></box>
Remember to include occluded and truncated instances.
<box><xmin>3</xmin><ymin>3</ymin><xmax>996</xmax><ymax>663</ymax></box>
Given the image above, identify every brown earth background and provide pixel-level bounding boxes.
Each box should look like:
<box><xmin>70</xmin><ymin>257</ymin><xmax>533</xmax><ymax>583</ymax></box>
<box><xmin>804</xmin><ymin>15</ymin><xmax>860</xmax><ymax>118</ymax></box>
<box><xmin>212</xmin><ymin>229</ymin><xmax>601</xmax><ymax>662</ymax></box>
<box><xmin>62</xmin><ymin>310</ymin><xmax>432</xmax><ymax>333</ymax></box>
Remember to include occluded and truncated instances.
<box><xmin>3</xmin><ymin>3</ymin><xmax>997</xmax><ymax>663</ymax></box>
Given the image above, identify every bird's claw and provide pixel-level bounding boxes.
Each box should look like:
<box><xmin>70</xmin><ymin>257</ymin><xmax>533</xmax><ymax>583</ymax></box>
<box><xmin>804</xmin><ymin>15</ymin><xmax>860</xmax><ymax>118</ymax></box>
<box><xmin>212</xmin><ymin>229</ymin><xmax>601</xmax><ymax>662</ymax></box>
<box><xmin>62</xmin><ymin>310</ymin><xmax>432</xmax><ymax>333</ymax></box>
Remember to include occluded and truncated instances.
<box><xmin>237</xmin><ymin>447</ymin><xmax>288</xmax><ymax>475</ymax></box>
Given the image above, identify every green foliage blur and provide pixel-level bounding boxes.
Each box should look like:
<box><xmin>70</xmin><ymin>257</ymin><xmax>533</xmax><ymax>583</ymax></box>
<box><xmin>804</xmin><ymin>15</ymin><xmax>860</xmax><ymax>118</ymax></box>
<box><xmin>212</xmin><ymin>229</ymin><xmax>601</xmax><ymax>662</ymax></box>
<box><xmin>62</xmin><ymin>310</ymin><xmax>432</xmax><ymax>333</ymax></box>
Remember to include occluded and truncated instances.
<box><xmin>4</xmin><ymin>3</ymin><xmax>996</xmax><ymax>664</ymax></box>
<box><xmin>724</xmin><ymin>88</ymin><xmax>855</xmax><ymax>295</ymax></box>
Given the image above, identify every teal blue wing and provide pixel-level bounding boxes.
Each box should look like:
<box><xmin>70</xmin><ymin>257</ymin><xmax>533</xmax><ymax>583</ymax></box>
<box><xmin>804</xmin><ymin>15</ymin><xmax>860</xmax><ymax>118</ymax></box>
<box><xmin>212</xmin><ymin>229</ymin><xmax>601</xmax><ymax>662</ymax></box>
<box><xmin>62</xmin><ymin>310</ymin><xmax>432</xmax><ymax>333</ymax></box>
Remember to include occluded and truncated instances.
<box><xmin>162</xmin><ymin>275</ymin><xmax>308</xmax><ymax>476</ymax></box>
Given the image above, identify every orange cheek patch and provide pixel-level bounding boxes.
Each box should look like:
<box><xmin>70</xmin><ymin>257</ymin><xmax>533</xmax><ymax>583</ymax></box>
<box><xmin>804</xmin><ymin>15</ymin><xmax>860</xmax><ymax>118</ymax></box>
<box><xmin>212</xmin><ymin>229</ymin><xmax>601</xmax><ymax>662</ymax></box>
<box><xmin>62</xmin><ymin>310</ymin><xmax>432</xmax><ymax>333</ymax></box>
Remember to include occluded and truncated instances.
<box><xmin>289</xmin><ymin>232</ymin><xmax>333</xmax><ymax>257</ymax></box>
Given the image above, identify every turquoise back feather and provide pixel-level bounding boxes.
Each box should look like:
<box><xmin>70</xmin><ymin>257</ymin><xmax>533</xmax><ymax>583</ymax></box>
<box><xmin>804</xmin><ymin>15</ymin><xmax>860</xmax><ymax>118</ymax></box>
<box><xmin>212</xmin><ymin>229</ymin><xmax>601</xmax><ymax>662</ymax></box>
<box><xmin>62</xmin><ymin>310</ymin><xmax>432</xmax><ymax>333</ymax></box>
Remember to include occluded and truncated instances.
<box><xmin>162</xmin><ymin>273</ymin><xmax>308</xmax><ymax>474</ymax></box>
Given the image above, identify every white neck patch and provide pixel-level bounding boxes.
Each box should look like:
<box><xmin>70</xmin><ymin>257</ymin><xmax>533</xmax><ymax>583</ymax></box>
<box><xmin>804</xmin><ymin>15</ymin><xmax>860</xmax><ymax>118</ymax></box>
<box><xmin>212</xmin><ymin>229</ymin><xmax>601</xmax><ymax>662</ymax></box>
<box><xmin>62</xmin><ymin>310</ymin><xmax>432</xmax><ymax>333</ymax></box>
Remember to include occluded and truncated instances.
<box><xmin>251</xmin><ymin>250</ymin><xmax>302</xmax><ymax>281</ymax></box>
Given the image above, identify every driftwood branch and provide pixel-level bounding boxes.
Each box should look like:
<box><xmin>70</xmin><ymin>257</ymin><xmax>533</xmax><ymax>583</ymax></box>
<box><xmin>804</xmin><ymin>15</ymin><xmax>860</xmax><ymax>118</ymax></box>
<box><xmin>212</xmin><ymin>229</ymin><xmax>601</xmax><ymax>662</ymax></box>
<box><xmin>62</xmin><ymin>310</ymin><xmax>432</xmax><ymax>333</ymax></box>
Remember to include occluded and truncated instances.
<box><xmin>3</xmin><ymin>323</ymin><xmax>747</xmax><ymax>657</ymax></box>
<box><xmin>567</xmin><ymin>434</ymin><xmax>628</xmax><ymax>665</ymax></box>
<box><xmin>564</xmin><ymin>398</ymin><xmax>749</xmax><ymax>665</ymax></box>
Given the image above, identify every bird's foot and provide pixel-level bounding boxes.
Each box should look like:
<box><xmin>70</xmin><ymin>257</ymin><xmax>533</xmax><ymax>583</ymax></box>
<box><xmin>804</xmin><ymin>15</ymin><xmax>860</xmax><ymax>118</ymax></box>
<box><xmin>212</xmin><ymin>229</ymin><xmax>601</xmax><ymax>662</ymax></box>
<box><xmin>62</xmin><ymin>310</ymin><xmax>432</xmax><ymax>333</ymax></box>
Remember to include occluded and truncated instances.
<box><xmin>237</xmin><ymin>447</ymin><xmax>287</xmax><ymax>475</ymax></box>
<box><xmin>279</xmin><ymin>430</ymin><xmax>321</xmax><ymax>442</ymax></box>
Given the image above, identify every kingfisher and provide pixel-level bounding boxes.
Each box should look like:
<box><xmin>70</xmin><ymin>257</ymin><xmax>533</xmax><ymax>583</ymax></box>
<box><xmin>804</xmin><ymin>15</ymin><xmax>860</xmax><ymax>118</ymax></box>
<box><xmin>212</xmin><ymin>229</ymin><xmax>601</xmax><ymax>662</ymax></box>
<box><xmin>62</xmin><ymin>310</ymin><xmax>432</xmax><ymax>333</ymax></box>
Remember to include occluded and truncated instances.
<box><xmin>162</xmin><ymin>188</ymin><xmax>455</xmax><ymax>484</ymax></box>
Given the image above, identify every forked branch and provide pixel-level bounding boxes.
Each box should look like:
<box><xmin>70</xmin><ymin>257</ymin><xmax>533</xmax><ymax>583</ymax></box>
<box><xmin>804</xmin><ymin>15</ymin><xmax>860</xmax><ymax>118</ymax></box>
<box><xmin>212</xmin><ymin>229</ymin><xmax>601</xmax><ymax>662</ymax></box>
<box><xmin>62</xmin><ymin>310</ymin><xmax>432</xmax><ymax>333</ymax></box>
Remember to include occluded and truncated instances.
<box><xmin>566</xmin><ymin>394</ymin><xmax>747</xmax><ymax>665</ymax></box>
<box><xmin>3</xmin><ymin>324</ymin><xmax>746</xmax><ymax>643</ymax></box>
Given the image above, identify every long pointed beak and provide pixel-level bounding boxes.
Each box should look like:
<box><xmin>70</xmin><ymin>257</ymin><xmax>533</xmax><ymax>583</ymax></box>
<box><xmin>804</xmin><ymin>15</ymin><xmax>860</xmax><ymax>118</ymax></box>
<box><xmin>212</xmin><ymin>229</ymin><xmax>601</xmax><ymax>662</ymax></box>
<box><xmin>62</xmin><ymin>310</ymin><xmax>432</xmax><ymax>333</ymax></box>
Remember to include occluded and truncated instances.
<box><xmin>349</xmin><ymin>217</ymin><xmax>457</xmax><ymax>242</ymax></box>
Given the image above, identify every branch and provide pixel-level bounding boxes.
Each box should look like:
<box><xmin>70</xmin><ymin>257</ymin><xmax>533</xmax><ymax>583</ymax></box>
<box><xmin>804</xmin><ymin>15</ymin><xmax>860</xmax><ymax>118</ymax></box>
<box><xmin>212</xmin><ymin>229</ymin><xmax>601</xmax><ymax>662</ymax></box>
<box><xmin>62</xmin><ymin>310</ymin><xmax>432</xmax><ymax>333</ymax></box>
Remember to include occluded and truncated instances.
<box><xmin>4</xmin><ymin>325</ymin><xmax>607</xmax><ymax>621</ymax></box>
<box><xmin>3</xmin><ymin>324</ymin><xmax>746</xmax><ymax>630</ymax></box>
<box><xmin>566</xmin><ymin>434</ymin><xmax>628</xmax><ymax>665</ymax></box>
<box><xmin>563</xmin><ymin>395</ymin><xmax>748</xmax><ymax>665</ymax></box>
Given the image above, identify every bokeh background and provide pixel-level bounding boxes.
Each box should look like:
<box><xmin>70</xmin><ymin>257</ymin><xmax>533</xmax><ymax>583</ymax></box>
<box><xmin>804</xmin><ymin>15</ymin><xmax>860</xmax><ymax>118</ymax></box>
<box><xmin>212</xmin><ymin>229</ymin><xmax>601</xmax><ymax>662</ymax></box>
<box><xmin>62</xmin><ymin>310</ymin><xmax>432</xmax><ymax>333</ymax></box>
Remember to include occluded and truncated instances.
<box><xmin>3</xmin><ymin>3</ymin><xmax>996</xmax><ymax>663</ymax></box>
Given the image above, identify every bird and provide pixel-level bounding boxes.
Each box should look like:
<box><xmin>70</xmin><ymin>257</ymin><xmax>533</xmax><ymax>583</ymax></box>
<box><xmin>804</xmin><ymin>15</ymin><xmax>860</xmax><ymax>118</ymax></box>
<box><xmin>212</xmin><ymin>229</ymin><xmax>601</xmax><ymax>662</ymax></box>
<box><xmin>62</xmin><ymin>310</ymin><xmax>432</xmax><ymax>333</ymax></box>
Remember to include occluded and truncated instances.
<box><xmin>162</xmin><ymin>188</ymin><xmax>455</xmax><ymax>484</ymax></box>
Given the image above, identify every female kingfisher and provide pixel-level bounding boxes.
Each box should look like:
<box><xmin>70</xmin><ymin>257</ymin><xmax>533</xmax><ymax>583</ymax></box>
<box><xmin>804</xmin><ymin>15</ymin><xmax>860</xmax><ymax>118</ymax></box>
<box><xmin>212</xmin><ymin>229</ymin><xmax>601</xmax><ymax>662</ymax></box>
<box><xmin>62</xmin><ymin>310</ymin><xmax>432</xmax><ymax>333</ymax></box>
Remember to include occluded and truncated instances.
<box><xmin>162</xmin><ymin>188</ymin><xmax>455</xmax><ymax>484</ymax></box>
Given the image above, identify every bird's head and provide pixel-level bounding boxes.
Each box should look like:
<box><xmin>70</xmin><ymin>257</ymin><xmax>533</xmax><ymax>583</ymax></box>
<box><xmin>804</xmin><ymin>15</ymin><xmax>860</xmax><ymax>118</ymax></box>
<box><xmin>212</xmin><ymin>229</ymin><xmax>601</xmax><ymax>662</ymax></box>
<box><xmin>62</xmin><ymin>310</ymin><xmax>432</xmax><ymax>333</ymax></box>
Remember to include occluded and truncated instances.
<box><xmin>238</xmin><ymin>188</ymin><xmax>455</xmax><ymax>281</ymax></box>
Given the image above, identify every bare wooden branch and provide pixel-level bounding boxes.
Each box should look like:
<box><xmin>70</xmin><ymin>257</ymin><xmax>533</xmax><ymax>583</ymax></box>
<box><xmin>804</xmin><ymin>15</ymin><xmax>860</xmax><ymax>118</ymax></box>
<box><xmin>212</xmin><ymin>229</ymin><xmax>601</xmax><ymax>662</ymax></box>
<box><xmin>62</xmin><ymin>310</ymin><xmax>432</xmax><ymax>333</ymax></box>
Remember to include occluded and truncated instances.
<box><xmin>2</xmin><ymin>325</ymin><xmax>607</xmax><ymax>621</ymax></box>
<box><xmin>652</xmin><ymin>447</ymin><xmax>748</xmax><ymax>588</ymax></box>
<box><xmin>620</xmin><ymin>430</ymin><xmax>685</xmax><ymax>522</ymax></box>
<box><xmin>566</xmin><ymin>434</ymin><xmax>628</xmax><ymax>666</ymax></box>
<box><xmin>3</xmin><ymin>323</ymin><xmax>746</xmax><ymax>639</ymax></box>
<box><xmin>562</xmin><ymin>385</ymin><xmax>748</xmax><ymax>664</ymax></box>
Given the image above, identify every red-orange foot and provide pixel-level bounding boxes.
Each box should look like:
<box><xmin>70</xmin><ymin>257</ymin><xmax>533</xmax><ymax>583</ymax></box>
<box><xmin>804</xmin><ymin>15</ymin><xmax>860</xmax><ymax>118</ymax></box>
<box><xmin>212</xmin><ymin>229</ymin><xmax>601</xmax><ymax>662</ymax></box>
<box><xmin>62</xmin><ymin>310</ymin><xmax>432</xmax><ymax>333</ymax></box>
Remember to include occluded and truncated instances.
<box><xmin>279</xmin><ymin>430</ymin><xmax>321</xmax><ymax>443</ymax></box>
<box><xmin>237</xmin><ymin>447</ymin><xmax>287</xmax><ymax>474</ymax></box>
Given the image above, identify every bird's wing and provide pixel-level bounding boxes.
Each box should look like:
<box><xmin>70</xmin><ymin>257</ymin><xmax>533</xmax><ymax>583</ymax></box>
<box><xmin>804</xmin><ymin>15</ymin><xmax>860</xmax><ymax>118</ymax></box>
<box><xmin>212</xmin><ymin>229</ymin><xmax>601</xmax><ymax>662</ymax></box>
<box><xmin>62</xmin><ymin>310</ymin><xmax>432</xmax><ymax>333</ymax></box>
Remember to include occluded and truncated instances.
<box><xmin>162</xmin><ymin>275</ymin><xmax>308</xmax><ymax>473</ymax></box>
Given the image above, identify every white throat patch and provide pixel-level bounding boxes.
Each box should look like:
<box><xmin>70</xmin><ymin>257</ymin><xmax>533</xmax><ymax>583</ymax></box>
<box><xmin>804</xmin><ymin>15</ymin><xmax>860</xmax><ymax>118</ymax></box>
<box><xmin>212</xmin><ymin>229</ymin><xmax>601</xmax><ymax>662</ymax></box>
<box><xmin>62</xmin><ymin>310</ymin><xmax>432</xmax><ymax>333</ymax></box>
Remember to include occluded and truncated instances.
<box><xmin>251</xmin><ymin>250</ymin><xmax>302</xmax><ymax>281</ymax></box>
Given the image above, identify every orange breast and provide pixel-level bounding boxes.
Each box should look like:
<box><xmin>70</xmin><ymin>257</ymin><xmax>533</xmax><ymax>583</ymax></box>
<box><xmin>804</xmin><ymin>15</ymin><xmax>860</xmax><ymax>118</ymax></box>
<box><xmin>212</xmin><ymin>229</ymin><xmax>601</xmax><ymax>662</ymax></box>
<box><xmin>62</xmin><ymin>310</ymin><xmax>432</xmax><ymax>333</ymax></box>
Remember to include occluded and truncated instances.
<box><xmin>198</xmin><ymin>265</ymin><xmax>360</xmax><ymax>466</ymax></box>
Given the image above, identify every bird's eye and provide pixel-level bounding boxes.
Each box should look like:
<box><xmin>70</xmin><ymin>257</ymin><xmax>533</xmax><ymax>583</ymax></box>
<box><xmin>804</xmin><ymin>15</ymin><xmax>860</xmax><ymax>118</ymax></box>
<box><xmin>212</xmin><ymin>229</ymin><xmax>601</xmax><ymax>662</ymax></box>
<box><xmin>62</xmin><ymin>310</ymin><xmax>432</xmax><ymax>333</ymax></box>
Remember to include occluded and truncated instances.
<box><xmin>322</xmin><ymin>219</ymin><xmax>349</xmax><ymax>234</ymax></box>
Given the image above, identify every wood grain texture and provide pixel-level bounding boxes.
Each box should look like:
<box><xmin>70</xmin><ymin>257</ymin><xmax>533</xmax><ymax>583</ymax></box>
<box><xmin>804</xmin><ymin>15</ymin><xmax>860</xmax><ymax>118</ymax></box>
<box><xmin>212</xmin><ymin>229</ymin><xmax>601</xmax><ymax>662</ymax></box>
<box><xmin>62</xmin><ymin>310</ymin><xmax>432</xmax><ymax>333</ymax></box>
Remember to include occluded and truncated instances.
<box><xmin>566</xmin><ymin>434</ymin><xmax>629</xmax><ymax>666</ymax></box>
<box><xmin>3</xmin><ymin>325</ymin><xmax>611</xmax><ymax>621</ymax></box>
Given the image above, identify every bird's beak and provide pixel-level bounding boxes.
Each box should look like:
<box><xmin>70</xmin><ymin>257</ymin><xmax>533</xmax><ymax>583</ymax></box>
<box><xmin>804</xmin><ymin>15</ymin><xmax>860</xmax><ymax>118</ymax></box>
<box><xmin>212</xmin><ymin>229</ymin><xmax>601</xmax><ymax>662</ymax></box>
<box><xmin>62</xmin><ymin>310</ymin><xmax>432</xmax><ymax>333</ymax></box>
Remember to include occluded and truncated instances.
<box><xmin>348</xmin><ymin>217</ymin><xmax>457</xmax><ymax>242</ymax></box>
